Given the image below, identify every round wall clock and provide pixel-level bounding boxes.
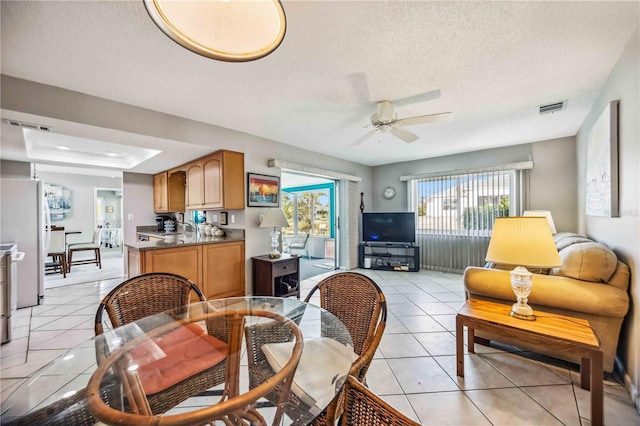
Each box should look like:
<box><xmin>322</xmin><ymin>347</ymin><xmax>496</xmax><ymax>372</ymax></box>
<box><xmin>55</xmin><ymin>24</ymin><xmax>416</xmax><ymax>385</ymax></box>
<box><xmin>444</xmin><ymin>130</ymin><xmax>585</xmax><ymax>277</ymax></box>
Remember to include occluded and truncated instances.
<box><xmin>382</xmin><ymin>186</ymin><xmax>396</xmax><ymax>200</ymax></box>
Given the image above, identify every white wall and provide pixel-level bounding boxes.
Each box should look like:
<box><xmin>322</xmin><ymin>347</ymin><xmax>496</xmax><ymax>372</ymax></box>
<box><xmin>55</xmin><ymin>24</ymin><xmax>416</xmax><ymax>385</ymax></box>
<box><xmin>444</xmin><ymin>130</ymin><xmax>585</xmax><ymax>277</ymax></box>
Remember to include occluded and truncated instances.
<box><xmin>371</xmin><ymin>143</ymin><xmax>534</xmax><ymax>211</ymax></box>
<box><xmin>529</xmin><ymin>137</ymin><xmax>577</xmax><ymax>233</ymax></box>
<box><xmin>122</xmin><ymin>172</ymin><xmax>155</xmax><ymax>245</ymax></box>
<box><xmin>0</xmin><ymin>77</ymin><xmax>373</xmax><ymax>293</ymax></box>
<box><xmin>371</xmin><ymin>141</ymin><xmax>578</xmax><ymax>234</ymax></box>
<box><xmin>0</xmin><ymin>159</ymin><xmax>31</xmax><ymax>178</ymax></box>
<box><xmin>35</xmin><ymin>170</ymin><xmax>123</xmax><ymax>244</ymax></box>
<box><xmin>576</xmin><ymin>28</ymin><xmax>639</xmax><ymax>407</ymax></box>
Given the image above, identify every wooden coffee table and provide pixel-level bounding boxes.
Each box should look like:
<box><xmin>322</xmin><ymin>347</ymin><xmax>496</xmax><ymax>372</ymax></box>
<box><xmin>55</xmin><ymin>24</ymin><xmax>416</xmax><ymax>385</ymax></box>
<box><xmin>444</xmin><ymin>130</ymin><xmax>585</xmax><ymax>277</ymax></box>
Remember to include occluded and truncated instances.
<box><xmin>456</xmin><ymin>298</ymin><xmax>603</xmax><ymax>426</ymax></box>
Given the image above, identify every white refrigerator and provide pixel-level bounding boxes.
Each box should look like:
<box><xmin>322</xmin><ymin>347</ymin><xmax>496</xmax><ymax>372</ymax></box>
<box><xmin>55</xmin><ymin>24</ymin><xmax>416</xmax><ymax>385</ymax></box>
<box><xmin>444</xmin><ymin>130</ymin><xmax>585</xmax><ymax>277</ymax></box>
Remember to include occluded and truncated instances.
<box><xmin>0</xmin><ymin>178</ymin><xmax>48</xmax><ymax>308</ymax></box>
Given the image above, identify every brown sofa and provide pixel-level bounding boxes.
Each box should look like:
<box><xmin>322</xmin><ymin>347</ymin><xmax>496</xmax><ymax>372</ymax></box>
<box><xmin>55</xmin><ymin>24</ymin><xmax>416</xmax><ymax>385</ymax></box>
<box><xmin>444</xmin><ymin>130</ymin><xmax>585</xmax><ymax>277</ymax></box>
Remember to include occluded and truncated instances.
<box><xmin>463</xmin><ymin>232</ymin><xmax>630</xmax><ymax>373</ymax></box>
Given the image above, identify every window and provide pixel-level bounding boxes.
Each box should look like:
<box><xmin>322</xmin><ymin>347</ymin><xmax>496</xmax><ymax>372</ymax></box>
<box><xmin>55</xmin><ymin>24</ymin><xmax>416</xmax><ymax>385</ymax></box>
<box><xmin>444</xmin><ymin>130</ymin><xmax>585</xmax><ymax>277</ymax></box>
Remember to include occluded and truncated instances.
<box><xmin>281</xmin><ymin>183</ymin><xmax>334</xmax><ymax>238</ymax></box>
<box><xmin>408</xmin><ymin>165</ymin><xmax>529</xmax><ymax>272</ymax></box>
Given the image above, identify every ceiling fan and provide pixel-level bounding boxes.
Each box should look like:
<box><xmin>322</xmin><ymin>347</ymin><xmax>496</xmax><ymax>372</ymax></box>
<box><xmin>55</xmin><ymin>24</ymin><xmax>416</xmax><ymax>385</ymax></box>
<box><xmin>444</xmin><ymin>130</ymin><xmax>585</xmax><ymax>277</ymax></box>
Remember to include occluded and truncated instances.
<box><xmin>351</xmin><ymin>90</ymin><xmax>453</xmax><ymax>146</ymax></box>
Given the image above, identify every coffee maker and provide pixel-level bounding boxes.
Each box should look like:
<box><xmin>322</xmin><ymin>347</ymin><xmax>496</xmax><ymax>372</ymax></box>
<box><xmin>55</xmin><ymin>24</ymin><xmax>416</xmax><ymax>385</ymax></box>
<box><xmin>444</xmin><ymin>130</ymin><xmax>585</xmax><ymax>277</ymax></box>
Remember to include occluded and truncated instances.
<box><xmin>155</xmin><ymin>215</ymin><xmax>173</xmax><ymax>232</ymax></box>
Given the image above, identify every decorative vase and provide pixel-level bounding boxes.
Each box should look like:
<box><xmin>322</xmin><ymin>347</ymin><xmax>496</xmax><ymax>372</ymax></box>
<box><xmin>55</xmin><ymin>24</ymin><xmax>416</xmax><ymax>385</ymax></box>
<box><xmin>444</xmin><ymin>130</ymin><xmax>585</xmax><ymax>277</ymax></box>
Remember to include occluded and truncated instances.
<box><xmin>205</xmin><ymin>224</ymin><xmax>213</xmax><ymax>236</ymax></box>
<box><xmin>214</xmin><ymin>228</ymin><xmax>225</xmax><ymax>237</ymax></box>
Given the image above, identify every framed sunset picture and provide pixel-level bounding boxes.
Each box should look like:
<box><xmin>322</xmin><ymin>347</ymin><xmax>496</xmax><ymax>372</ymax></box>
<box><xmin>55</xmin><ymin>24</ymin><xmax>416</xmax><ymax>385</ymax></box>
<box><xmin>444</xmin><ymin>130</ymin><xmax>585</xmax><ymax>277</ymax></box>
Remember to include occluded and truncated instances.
<box><xmin>247</xmin><ymin>173</ymin><xmax>280</xmax><ymax>207</ymax></box>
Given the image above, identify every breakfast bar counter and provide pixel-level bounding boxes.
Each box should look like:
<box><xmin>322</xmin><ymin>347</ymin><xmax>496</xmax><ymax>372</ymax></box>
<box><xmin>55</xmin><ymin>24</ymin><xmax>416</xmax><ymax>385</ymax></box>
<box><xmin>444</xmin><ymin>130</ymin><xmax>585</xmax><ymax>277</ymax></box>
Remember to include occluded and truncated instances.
<box><xmin>126</xmin><ymin>229</ymin><xmax>245</xmax><ymax>300</ymax></box>
<box><xmin>127</xmin><ymin>232</ymin><xmax>245</xmax><ymax>251</ymax></box>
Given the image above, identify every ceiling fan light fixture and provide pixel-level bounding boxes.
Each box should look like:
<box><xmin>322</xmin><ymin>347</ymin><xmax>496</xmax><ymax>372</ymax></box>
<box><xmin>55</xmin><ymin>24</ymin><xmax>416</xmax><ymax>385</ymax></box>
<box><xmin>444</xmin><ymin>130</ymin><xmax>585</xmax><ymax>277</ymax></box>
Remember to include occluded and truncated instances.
<box><xmin>144</xmin><ymin>0</ymin><xmax>287</xmax><ymax>62</ymax></box>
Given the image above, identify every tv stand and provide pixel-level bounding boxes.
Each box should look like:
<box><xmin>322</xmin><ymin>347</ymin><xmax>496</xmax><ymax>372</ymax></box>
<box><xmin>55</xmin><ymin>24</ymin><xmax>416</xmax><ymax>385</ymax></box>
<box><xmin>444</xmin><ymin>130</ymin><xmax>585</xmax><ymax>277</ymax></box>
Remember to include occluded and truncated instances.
<box><xmin>358</xmin><ymin>242</ymin><xmax>419</xmax><ymax>272</ymax></box>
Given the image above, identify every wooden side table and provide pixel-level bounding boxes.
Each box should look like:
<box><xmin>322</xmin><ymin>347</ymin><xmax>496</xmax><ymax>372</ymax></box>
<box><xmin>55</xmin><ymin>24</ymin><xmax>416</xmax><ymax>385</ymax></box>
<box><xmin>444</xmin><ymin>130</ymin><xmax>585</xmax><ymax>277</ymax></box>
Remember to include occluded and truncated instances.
<box><xmin>251</xmin><ymin>254</ymin><xmax>300</xmax><ymax>298</ymax></box>
<box><xmin>456</xmin><ymin>298</ymin><xmax>603</xmax><ymax>426</ymax></box>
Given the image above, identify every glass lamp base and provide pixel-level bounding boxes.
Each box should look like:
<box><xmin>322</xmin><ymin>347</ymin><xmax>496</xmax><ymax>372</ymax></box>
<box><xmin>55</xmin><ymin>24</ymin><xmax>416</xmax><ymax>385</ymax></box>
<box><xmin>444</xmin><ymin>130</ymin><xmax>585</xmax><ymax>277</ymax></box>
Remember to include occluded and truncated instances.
<box><xmin>269</xmin><ymin>229</ymin><xmax>281</xmax><ymax>259</ymax></box>
<box><xmin>510</xmin><ymin>302</ymin><xmax>536</xmax><ymax>321</ymax></box>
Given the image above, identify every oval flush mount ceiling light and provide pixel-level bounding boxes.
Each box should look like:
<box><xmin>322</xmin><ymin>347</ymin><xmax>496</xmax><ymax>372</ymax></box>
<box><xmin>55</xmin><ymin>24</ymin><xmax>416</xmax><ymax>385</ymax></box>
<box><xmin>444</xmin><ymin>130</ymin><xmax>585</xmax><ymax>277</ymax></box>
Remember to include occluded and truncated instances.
<box><xmin>143</xmin><ymin>0</ymin><xmax>286</xmax><ymax>62</ymax></box>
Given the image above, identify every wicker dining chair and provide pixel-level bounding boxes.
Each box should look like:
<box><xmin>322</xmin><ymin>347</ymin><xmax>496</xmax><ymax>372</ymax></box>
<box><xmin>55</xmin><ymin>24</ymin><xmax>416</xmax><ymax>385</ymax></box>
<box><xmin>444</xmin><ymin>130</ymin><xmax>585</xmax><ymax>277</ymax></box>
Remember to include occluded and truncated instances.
<box><xmin>339</xmin><ymin>375</ymin><xmax>421</xmax><ymax>426</ymax></box>
<box><xmin>94</xmin><ymin>272</ymin><xmax>229</xmax><ymax>415</ymax></box>
<box><xmin>87</xmin><ymin>308</ymin><xmax>303</xmax><ymax>426</ymax></box>
<box><xmin>304</xmin><ymin>272</ymin><xmax>387</xmax><ymax>383</ymax></box>
<box><xmin>304</xmin><ymin>272</ymin><xmax>387</xmax><ymax>425</ymax></box>
<box><xmin>244</xmin><ymin>272</ymin><xmax>387</xmax><ymax>425</ymax></box>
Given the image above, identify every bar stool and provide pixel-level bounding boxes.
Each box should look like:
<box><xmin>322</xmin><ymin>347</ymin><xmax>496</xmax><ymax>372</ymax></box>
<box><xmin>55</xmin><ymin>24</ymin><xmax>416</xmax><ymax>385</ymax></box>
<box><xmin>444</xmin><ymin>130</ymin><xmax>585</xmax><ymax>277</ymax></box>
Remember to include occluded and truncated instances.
<box><xmin>67</xmin><ymin>228</ymin><xmax>102</xmax><ymax>272</ymax></box>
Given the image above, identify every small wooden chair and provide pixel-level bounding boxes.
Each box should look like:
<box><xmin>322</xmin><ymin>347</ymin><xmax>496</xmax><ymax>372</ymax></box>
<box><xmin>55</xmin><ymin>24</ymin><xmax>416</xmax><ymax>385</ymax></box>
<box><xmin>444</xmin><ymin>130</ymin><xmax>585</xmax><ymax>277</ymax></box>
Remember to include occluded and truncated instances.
<box><xmin>67</xmin><ymin>228</ymin><xmax>102</xmax><ymax>272</ymax></box>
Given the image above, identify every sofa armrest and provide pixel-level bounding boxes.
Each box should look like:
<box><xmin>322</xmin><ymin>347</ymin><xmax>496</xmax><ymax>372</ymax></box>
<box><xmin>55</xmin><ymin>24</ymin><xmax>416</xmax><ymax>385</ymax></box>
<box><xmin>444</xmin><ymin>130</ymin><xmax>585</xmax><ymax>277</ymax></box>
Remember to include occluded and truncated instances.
<box><xmin>463</xmin><ymin>267</ymin><xmax>629</xmax><ymax>318</ymax></box>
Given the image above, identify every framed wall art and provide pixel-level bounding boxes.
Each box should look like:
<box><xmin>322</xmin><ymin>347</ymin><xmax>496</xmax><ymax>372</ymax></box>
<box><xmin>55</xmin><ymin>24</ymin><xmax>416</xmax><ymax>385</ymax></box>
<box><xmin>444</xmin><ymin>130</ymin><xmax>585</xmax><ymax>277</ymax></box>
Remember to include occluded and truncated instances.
<box><xmin>220</xmin><ymin>211</ymin><xmax>228</xmax><ymax>225</ymax></box>
<box><xmin>44</xmin><ymin>183</ymin><xmax>72</xmax><ymax>221</ymax></box>
<box><xmin>247</xmin><ymin>173</ymin><xmax>280</xmax><ymax>207</ymax></box>
<box><xmin>585</xmin><ymin>100</ymin><xmax>619</xmax><ymax>217</ymax></box>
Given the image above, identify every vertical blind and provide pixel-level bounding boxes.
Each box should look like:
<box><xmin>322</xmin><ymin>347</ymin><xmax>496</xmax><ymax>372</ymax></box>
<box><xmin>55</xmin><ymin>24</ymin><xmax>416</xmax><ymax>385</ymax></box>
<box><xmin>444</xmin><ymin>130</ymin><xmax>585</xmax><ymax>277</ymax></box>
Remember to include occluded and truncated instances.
<box><xmin>408</xmin><ymin>167</ymin><xmax>528</xmax><ymax>273</ymax></box>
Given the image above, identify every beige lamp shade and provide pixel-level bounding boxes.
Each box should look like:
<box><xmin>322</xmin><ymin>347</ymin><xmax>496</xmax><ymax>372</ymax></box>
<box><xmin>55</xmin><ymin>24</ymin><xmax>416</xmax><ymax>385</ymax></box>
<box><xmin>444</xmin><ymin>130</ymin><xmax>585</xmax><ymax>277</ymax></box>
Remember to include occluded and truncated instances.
<box><xmin>144</xmin><ymin>0</ymin><xmax>287</xmax><ymax>62</ymax></box>
<box><xmin>260</xmin><ymin>208</ymin><xmax>289</xmax><ymax>228</ymax></box>
<box><xmin>523</xmin><ymin>210</ymin><xmax>557</xmax><ymax>234</ymax></box>
<box><xmin>485</xmin><ymin>217</ymin><xmax>561</xmax><ymax>268</ymax></box>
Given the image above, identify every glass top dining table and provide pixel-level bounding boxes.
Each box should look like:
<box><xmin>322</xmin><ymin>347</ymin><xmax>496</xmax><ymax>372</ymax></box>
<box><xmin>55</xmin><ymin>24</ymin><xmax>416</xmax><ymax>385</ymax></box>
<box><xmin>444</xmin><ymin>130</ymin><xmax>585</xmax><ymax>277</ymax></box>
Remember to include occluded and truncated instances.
<box><xmin>1</xmin><ymin>297</ymin><xmax>355</xmax><ymax>426</ymax></box>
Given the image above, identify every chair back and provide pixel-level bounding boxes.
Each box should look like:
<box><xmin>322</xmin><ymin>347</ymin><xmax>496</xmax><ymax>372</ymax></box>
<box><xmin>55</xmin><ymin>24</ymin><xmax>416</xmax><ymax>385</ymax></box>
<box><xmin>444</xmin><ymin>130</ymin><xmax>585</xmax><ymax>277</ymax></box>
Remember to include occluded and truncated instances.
<box><xmin>290</xmin><ymin>233</ymin><xmax>309</xmax><ymax>248</ymax></box>
<box><xmin>48</xmin><ymin>230</ymin><xmax>66</xmax><ymax>254</ymax></box>
<box><xmin>94</xmin><ymin>272</ymin><xmax>206</xmax><ymax>335</ymax></box>
<box><xmin>92</xmin><ymin>228</ymin><xmax>102</xmax><ymax>246</ymax></box>
<box><xmin>339</xmin><ymin>375</ymin><xmax>421</xmax><ymax>426</ymax></box>
<box><xmin>304</xmin><ymin>272</ymin><xmax>386</xmax><ymax>382</ymax></box>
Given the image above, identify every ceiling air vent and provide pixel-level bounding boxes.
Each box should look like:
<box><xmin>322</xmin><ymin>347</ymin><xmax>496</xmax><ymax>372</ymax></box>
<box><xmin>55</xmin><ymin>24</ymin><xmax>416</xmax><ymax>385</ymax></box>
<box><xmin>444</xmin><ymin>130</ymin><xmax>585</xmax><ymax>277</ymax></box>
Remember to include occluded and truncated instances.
<box><xmin>3</xmin><ymin>119</ymin><xmax>52</xmax><ymax>132</ymax></box>
<box><xmin>539</xmin><ymin>101</ymin><xmax>567</xmax><ymax>115</ymax></box>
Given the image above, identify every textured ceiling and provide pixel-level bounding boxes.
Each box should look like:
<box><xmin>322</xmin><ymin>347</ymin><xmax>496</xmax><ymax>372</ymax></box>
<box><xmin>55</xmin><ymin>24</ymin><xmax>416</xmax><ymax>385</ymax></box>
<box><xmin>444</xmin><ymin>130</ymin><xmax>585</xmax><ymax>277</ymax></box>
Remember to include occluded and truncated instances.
<box><xmin>1</xmin><ymin>1</ymin><xmax>638</xmax><ymax>171</ymax></box>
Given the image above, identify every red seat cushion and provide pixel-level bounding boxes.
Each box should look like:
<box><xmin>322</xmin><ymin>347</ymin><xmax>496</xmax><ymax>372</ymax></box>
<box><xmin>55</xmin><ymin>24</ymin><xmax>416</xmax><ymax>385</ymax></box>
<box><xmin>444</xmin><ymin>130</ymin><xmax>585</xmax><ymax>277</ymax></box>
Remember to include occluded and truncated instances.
<box><xmin>129</xmin><ymin>323</ymin><xmax>228</xmax><ymax>395</ymax></box>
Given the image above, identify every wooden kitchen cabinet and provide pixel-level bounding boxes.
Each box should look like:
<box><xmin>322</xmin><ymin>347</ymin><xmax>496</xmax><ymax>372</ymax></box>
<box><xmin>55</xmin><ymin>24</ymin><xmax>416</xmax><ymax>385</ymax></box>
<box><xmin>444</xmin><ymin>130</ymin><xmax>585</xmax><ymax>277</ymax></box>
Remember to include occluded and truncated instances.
<box><xmin>153</xmin><ymin>170</ymin><xmax>185</xmax><ymax>213</ymax></box>
<box><xmin>202</xmin><ymin>241</ymin><xmax>245</xmax><ymax>299</ymax></box>
<box><xmin>127</xmin><ymin>241</ymin><xmax>246</xmax><ymax>300</ymax></box>
<box><xmin>185</xmin><ymin>162</ymin><xmax>204</xmax><ymax>208</ymax></box>
<box><xmin>185</xmin><ymin>150</ymin><xmax>244</xmax><ymax>210</ymax></box>
<box><xmin>141</xmin><ymin>245</ymin><xmax>202</xmax><ymax>287</ymax></box>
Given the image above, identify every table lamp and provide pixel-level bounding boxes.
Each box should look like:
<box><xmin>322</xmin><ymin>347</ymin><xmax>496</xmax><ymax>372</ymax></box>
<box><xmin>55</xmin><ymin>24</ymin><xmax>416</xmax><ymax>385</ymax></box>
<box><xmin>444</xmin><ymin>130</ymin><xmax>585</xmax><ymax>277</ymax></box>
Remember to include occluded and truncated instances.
<box><xmin>260</xmin><ymin>208</ymin><xmax>290</xmax><ymax>258</ymax></box>
<box><xmin>485</xmin><ymin>217</ymin><xmax>561</xmax><ymax>320</ymax></box>
<box><xmin>523</xmin><ymin>210</ymin><xmax>557</xmax><ymax>234</ymax></box>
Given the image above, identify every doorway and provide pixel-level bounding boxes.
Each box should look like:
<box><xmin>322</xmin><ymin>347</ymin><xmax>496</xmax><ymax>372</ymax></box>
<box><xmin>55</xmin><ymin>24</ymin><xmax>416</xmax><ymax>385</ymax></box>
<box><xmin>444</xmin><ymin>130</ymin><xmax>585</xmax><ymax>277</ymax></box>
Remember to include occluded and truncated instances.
<box><xmin>280</xmin><ymin>172</ymin><xmax>338</xmax><ymax>280</ymax></box>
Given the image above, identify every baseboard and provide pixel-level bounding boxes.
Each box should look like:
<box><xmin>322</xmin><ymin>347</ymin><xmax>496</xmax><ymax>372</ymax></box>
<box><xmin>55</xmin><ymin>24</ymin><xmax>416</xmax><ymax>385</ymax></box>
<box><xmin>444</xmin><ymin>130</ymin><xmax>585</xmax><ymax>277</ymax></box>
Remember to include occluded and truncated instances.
<box><xmin>615</xmin><ymin>357</ymin><xmax>640</xmax><ymax>415</ymax></box>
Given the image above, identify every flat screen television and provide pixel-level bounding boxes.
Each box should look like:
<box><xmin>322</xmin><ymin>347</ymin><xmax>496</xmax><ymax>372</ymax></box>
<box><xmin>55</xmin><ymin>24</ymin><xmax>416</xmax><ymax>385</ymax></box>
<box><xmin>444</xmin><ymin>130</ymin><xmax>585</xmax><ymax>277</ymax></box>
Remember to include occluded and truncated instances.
<box><xmin>362</xmin><ymin>212</ymin><xmax>416</xmax><ymax>243</ymax></box>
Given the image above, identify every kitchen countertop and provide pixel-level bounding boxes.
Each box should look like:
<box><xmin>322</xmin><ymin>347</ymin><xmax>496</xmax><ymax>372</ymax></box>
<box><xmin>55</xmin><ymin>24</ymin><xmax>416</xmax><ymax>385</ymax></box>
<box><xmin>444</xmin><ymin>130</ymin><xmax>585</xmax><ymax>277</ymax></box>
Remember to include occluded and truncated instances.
<box><xmin>128</xmin><ymin>228</ymin><xmax>245</xmax><ymax>251</ymax></box>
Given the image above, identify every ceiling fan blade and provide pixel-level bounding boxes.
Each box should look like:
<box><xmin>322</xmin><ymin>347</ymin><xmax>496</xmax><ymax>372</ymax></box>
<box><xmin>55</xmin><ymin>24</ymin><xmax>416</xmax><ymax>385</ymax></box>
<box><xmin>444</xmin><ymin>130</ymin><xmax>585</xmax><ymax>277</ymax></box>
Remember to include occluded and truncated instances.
<box><xmin>397</xmin><ymin>112</ymin><xmax>453</xmax><ymax>127</ymax></box>
<box><xmin>351</xmin><ymin>130</ymin><xmax>377</xmax><ymax>146</ymax></box>
<box><xmin>393</xmin><ymin>89</ymin><xmax>441</xmax><ymax>107</ymax></box>
<box><xmin>390</xmin><ymin>127</ymin><xmax>419</xmax><ymax>144</ymax></box>
<box><xmin>376</xmin><ymin>101</ymin><xmax>395</xmax><ymax>122</ymax></box>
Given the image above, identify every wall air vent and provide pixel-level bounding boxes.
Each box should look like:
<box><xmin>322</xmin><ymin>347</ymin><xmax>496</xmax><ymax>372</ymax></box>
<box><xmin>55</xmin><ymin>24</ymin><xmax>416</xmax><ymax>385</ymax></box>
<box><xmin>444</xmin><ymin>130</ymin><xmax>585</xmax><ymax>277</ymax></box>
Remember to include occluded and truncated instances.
<box><xmin>3</xmin><ymin>119</ymin><xmax>52</xmax><ymax>132</ymax></box>
<box><xmin>539</xmin><ymin>101</ymin><xmax>567</xmax><ymax>115</ymax></box>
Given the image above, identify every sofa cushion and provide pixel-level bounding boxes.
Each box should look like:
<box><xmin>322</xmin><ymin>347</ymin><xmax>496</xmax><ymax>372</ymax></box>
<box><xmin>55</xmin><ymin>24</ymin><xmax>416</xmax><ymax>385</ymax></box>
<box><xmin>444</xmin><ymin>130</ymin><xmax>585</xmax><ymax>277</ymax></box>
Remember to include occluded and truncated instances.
<box><xmin>554</xmin><ymin>233</ymin><xmax>593</xmax><ymax>251</ymax></box>
<box><xmin>551</xmin><ymin>242</ymin><xmax>617</xmax><ymax>283</ymax></box>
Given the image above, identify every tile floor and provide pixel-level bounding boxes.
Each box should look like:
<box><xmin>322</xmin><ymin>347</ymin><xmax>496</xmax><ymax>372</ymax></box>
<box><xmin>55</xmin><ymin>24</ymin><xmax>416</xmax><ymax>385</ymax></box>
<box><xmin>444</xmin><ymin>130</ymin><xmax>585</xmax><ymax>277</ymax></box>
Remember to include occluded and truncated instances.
<box><xmin>2</xmin><ymin>268</ymin><xmax>639</xmax><ymax>425</ymax></box>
